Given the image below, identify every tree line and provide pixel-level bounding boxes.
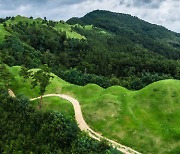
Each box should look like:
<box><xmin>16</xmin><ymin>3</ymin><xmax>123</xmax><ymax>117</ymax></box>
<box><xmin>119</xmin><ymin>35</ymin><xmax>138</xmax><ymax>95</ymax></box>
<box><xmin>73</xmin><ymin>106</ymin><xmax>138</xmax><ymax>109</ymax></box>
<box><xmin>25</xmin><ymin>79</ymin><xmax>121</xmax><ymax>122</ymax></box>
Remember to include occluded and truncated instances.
<box><xmin>0</xmin><ymin>17</ymin><xmax>179</xmax><ymax>90</ymax></box>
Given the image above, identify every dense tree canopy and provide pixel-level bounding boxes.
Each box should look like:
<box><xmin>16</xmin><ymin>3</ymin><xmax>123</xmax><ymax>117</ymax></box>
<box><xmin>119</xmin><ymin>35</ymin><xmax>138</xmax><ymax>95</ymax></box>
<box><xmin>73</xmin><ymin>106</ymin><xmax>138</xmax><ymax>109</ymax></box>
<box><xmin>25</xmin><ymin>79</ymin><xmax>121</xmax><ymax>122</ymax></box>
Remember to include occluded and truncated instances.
<box><xmin>68</xmin><ymin>10</ymin><xmax>180</xmax><ymax>60</ymax></box>
<box><xmin>0</xmin><ymin>88</ymin><xmax>118</xmax><ymax>153</ymax></box>
<box><xmin>0</xmin><ymin>13</ymin><xmax>179</xmax><ymax>90</ymax></box>
<box><xmin>0</xmin><ymin>63</ymin><xmax>14</xmax><ymax>88</ymax></box>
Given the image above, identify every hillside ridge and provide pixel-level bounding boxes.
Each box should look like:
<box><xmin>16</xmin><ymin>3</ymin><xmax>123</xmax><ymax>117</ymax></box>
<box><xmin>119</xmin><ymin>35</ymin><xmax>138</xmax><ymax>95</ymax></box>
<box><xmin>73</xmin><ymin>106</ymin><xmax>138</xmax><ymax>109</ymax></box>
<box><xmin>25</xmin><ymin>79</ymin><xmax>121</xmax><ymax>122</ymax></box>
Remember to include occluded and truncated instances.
<box><xmin>9</xmin><ymin>66</ymin><xmax>180</xmax><ymax>153</ymax></box>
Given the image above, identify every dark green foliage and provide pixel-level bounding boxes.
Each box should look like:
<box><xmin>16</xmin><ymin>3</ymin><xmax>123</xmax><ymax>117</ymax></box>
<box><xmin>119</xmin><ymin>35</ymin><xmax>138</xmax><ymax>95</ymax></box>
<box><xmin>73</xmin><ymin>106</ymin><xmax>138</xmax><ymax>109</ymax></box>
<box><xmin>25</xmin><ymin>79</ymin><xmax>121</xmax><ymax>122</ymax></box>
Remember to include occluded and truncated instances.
<box><xmin>67</xmin><ymin>10</ymin><xmax>180</xmax><ymax>60</ymax></box>
<box><xmin>0</xmin><ymin>17</ymin><xmax>12</xmax><ymax>23</ymax></box>
<box><xmin>0</xmin><ymin>63</ymin><xmax>14</xmax><ymax>88</ymax></box>
<box><xmin>0</xmin><ymin>35</ymin><xmax>41</xmax><ymax>68</ymax></box>
<box><xmin>56</xmin><ymin>68</ymin><xmax>111</xmax><ymax>88</ymax></box>
<box><xmin>0</xmin><ymin>88</ymin><xmax>117</xmax><ymax>153</ymax></box>
<box><xmin>30</xmin><ymin>65</ymin><xmax>53</xmax><ymax>95</ymax></box>
<box><xmin>20</xmin><ymin>65</ymin><xmax>54</xmax><ymax>108</ymax></box>
<box><xmin>11</xmin><ymin>22</ymin><xmax>66</xmax><ymax>53</ymax></box>
<box><xmin>71</xmin><ymin>134</ymin><xmax>119</xmax><ymax>154</ymax></box>
<box><xmin>19</xmin><ymin>65</ymin><xmax>31</xmax><ymax>80</ymax></box>
<box><xmin>0</xmin><ymin>18</ymin><xmax>7</xmax><ymax>23</ymax></box>
<box><xmin>0</xmin><ymin>13</ymin><xmax>179</xmax><ymax>90</ymax></box>
<box><xmin>20</xmin><ymin>65</ymin><xmax>53</xmax><ymax>95</ymax></box>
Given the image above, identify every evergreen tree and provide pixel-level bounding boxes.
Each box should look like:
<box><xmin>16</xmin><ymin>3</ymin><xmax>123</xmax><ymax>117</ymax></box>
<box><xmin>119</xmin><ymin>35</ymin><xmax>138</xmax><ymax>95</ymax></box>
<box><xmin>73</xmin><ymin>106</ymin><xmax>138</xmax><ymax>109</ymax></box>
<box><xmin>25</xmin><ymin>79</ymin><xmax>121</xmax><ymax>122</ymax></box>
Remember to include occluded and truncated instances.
<box><xmin>20</xmin><ymin>64</ymin><xmax>54</xmax><ymax>108</ymax></box>
<box><xmin>0</xmin><ymin>64</ymin><xmax>14</xmax><ymax>88</ymax></box>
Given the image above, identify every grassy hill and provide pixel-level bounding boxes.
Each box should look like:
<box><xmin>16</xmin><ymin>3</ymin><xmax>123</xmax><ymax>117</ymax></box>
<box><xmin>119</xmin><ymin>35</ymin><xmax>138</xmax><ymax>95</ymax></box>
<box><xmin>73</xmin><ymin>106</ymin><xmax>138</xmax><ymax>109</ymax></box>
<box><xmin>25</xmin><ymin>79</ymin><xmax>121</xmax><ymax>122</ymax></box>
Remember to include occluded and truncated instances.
<box><xmin>5</xmin><ymin>15</ymin><xmax>85</xmax><ymax>40</ymax></box>
<box><xmin>6</xmin><ymin>66</ymin><xmax>180</xmax><ymax>154</ymax></box>
<box><xmin>54</xmin><ymin>22</ymin><xmax>85</xmax><ymax>39</ymax></box>
<box><xmin>5</xmin><ymin>15</ymin><xmax>38</xmax><ymax>25</ymax></box>
<box><xmin>31</xmin><ymin>97</ymin><xmax>74</xmax><ymax>118</ymax></box>
<box><xmin>1</xmin><ymin>15</ymin><xmax>107</xmax><ymax>40</ymax></box>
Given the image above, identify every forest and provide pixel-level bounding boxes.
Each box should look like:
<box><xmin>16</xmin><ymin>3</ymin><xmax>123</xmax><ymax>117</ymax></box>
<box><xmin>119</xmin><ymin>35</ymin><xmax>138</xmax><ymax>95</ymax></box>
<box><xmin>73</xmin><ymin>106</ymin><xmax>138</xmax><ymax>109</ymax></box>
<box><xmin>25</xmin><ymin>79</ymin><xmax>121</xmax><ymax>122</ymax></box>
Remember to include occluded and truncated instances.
<box><xmin>0</xmin><ymin>88</ymin><xmax>118</xmax><ymax>153</ymax></box>
<box><xmin>0</xmin><ymin>11</ymin><xmax>179</xmax><ymax>90</ymax></box>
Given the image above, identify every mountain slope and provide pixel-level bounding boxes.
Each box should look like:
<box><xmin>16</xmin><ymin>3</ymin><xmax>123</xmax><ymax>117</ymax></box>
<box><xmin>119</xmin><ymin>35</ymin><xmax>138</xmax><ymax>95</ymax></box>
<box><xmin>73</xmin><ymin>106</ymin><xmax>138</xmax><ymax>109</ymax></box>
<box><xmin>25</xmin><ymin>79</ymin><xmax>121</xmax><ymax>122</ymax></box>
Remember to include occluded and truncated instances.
<box><xmin>0</xmin><ymin>13</ymin><xmax>179</xmax><ymax>91</ymax></box>
<box><xmin>4</xmin><ymin>66</ymin><xmax>180</xmax><ymax>154</ymax></box>
<box><xmin>54</xmin><ymin>21</ymin><xmax>85</xmax><ymax>39</ymax></box>
<box><xmin>3</xmin><ymin>15</ymin><xmax>85</xmax><ymax>40</ymax></box>
<box><xmin>67</xmin><ymin>10</ymin><xmax>180</xmax><ymax>60</ymax></box>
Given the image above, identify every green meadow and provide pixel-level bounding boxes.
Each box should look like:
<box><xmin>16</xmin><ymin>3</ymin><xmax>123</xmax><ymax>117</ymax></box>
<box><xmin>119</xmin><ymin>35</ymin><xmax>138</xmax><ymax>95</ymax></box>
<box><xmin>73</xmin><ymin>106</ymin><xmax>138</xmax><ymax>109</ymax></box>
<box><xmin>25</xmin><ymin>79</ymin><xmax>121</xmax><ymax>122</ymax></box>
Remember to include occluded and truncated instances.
<box><xmin>31</xmin><ymin>97</ymin><xmax>74</xmax><ymax>118</ymax></box>
<box><xmin>7</xmin><ymin>66</ymin><xmax>180</xmax><ymax>153</ymax></box>
<box><xmin>54</xmin><ymin>22</ymin><xmax>85</xmax><ymax>39</ymax></box>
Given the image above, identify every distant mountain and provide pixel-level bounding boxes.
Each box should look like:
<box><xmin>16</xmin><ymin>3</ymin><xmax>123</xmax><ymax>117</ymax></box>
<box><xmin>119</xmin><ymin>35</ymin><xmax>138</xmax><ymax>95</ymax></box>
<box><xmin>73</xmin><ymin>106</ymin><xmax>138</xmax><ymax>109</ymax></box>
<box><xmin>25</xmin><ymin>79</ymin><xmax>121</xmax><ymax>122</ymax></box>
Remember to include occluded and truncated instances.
<box><xmin>67</xmin><ymin>10</ymin><xmax>180</xmax><ymax>60</ymax></box>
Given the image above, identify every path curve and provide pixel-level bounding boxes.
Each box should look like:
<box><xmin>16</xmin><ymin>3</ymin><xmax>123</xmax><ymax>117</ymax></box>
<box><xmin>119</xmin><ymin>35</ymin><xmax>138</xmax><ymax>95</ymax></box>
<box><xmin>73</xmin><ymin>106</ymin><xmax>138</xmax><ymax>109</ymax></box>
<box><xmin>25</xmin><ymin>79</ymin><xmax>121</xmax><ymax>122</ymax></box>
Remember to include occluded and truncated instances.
<box><xmin>31</xmin><ymin>94</ymin><xmax>141</xmax><ymax>154</ymax></box>
<box><xmin>8</xmin><ymin>89</ymin><xmax>16</xmax><ymax>98</ymax></box>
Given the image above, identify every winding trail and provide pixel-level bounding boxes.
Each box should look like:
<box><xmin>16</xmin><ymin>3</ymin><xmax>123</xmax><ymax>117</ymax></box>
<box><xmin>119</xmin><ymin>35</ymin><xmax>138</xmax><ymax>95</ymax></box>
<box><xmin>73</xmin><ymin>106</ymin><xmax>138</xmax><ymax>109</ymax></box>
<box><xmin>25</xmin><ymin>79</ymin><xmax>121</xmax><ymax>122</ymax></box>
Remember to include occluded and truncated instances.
<box><xmin>31</xmin><ymin>94</ymin><xmax>141</xmax><ymax>154</ymax></box>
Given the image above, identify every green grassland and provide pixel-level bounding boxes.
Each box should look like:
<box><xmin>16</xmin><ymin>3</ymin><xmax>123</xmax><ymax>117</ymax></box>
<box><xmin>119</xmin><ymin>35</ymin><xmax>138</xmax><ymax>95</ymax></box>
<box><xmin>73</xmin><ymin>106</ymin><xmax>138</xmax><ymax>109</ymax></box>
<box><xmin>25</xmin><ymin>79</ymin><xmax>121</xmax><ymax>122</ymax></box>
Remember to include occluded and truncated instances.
<box><xmin>5</xmin><ymin>15</ymin><xmax>43</xmax><ymax>25</ymax></box>
<box><xmin>72</xmin><ymin>24</ymin><xmax>93</xmax><ymax>30</ymax></box>
<box><xmin>3</xmin><ymin>15</ymin><xmax>108</xmax><ymax>40</ymax></box>
<box><xmin>31</xmin><ymin>97</ymin><xmax>74</xmax><ymax>118</ymax></box>
<box><xmin>72</xmin><ymin>24</ymin><xmax>109</xmax><ymax>34</ymax></box>
<box><xmin>54</xmin><ymin>22</ymin><xmax>85</xmax><ymax>39</ymax></box>
<box><xmin>5</xmin><ymin>16</ymin><xmax>85</xmax><ymax>39</ymax></box>
<box><xmin>0</xmin><ymin>24</ymin><xmax>9</xmax><ymax>43</ymax></box>
<box><xmin>7</xmin><ymin>66</ymin><xmax>180</xmax><ymax>154</ymax></box>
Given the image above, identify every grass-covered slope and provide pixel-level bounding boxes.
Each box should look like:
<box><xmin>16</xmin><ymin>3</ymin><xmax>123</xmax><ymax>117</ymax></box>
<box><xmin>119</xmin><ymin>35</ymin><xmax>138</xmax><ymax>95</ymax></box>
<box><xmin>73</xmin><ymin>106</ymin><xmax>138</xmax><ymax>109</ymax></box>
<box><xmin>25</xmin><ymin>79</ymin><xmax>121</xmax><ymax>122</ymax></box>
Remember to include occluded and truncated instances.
<box><xmin>7</xmin><ymin>66</ymin><xmax>180</xmax><ymax>154</ymax></box>
<box><xmin>0</xmin><ymin>88</ymin><xmax>117</xmax><ymax>153</ymax></box>
<box><xmin>5</xmin><ymin>15</ymin><xmax>85</xmax><ymax>39</ymax></box>
<box><xmin>5</xmin><ymin>15</ymin><xmax>36</xmax><ymax>25</ymax></box>
<box><xmin>31</xmin><ymin>97</ymin><xmax>74</xmax><ymax>118</ymax></box>
<box><xmin>4</xmin><ymin>15</ymin><xmax>109</xmax><ymax>40</ymax></box>
<box><xmin>61</xmin><ymin>80</ymin><xmax>180</xmax><ymax>154</ymax></box>
<box><xmin>54</xmin><ymin>22</ymin><xmax>85</xmax><ymax>39</ymax></box>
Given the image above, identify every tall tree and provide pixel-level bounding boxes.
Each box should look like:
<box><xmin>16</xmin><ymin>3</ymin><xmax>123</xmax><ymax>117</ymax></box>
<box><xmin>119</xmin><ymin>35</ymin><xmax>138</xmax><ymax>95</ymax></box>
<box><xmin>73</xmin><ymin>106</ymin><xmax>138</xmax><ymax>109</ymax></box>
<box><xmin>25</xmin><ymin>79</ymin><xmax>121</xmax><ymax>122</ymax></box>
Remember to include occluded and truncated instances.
<box><xmin>19</xmin><ymin>65</ymin><xmax>31</xmax><ymax>81</ymax></box>
<box><xmin>0</xmin><ymin>63</ymin><xmax>14</xmax><ymax>88</ymax></box>
<box><xmin>20</xmin><ymin>65</ymin><xmax>53</xmax><ymax>108</ymax></box>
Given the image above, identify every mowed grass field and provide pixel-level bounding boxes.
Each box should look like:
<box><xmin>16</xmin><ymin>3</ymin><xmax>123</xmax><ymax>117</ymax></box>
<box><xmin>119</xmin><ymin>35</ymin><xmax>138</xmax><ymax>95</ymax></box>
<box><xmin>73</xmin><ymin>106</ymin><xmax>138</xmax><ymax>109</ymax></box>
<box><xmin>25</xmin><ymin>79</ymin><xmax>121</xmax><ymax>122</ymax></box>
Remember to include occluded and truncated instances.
<box><xmin>7</xmin><ymin>66</ymin><xmax>180</xmax><ymax>154</ymax></box>
<box><xmin>31</xmin><ymin>97</ymin><xmax>74</xmax><ymax>118</ymax></box>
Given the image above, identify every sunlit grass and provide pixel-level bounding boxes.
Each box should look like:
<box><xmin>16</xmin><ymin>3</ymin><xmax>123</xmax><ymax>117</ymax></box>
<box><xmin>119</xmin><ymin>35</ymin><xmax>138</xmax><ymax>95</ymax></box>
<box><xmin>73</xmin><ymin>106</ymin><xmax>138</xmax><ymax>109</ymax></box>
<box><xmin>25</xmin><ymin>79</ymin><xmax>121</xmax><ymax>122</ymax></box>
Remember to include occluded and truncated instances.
<box><xmin>8</xmin><ymin>66</ymin><xmax>180</xmax><ymax>154</ymax></box>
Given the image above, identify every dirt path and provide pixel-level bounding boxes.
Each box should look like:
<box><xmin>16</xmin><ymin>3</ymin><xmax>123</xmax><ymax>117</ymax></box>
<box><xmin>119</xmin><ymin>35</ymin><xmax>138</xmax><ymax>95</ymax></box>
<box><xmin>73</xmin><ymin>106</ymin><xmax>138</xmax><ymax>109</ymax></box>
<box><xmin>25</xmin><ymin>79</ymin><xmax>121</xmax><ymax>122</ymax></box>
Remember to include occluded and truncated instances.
<box><xmin>31</xmin><ymin>94</ymin><xmax>141</xmax><ymax>154</ymax></box>
<box><xmin>8</xmin><ymin>89</ymin><xmax>16</xmax><ymax>98</ymax></box>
